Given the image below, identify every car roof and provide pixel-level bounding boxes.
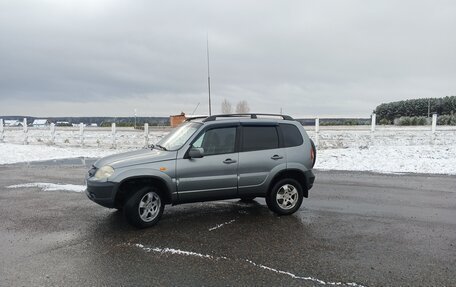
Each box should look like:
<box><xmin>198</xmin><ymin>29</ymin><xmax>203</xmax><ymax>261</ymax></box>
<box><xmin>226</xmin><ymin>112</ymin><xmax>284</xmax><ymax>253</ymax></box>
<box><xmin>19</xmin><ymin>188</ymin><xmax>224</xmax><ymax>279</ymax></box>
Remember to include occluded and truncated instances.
<box><xmin>185</xmin><ymin>113</ymin><xmax>296</xmax><ymax>125</ymax></box>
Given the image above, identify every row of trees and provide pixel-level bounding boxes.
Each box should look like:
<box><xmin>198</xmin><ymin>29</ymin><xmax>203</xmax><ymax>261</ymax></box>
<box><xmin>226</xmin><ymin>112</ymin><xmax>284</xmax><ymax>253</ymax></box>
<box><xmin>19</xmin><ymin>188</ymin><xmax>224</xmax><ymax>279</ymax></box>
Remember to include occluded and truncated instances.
<box><xmin>221</xmin><ymin>99</ymin><xmax>250</xmax><ymax>114</ymax></box>
<box><xmin>375</xmin><ymin>96</ymin><xmax>456</xmax><ymax>122</ymax></box>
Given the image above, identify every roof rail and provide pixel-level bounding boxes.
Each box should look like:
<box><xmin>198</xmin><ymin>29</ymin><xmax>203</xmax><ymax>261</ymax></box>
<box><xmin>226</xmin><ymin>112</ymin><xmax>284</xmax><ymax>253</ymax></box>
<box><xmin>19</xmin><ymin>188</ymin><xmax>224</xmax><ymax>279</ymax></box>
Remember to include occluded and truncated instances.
<box><xmin>203</xmin><ymin>113</ymin><xmax>294</xmax><ymax>122</ymax></box>
<box><xmin>185</xmin><ymin>116</ymin><xmax>208</xmax><ymax>122</ymax></box>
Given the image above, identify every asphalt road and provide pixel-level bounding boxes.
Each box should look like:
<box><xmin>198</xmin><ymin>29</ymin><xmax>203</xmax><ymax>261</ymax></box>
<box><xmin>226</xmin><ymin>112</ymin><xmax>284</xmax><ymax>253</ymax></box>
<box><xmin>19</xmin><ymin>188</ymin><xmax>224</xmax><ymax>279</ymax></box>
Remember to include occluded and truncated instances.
<box><xmin>0</xmin><ymin>160</ymin><xmax>455</xmax><ymax>286</ymax></box>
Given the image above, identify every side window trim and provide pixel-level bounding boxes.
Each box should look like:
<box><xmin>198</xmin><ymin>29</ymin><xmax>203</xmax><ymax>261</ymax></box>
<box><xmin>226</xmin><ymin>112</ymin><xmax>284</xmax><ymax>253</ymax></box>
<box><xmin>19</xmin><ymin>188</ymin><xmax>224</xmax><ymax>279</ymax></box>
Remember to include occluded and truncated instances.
<box><xmin>235</xmin><ymin>125</ymin><xmax>241</xmax><ymax>153</ymax></box>
<box><xmin>277</xmin><ymin>125</ymin><xmax>285</xmax><ymax>148</ymax></box>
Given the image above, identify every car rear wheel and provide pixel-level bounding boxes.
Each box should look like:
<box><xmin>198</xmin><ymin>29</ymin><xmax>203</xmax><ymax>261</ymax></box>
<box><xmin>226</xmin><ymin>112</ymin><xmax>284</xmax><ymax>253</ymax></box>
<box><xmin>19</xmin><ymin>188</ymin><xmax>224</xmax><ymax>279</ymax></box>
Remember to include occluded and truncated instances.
<box><xmin>266</xmin><ymin>178</ymin><xmax>303</xmax><ymax>215</ymax></box>
<box><xmin>124</xmin><ymin>186</ymin><xmax>164</xmax><ymax>228</ymax></box>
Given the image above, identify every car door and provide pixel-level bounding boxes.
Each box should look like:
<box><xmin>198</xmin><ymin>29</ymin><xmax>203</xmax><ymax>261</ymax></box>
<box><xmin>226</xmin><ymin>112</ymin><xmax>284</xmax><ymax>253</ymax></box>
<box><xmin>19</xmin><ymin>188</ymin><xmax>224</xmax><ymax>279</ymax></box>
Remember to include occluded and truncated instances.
<box><xmin>238</xmin><ymin>124</ymin><xmax>286</xmax><ymax>196</ymax></box>
<box><xmin>176</xmin><ymin>125</ymin><xmax>239</xmax><ymax>203</ymax></box>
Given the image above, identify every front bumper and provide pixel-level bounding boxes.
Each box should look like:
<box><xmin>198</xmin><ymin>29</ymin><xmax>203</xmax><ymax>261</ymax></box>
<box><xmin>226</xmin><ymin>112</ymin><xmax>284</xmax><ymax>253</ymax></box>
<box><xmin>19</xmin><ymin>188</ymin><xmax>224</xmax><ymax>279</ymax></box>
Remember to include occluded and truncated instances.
<box><xmin>85</xmin><ymin>177</ymin><xmax>118</xmax><ymax>208</ymax></box>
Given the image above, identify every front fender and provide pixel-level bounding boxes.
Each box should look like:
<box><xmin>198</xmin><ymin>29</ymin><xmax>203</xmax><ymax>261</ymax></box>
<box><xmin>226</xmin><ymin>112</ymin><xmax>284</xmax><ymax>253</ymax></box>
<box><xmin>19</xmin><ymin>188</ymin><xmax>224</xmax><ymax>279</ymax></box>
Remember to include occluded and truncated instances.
<box><xmin>111</xmin><ymin>167</ymin><xmax>177</xmax><ymax>200</ymax></box>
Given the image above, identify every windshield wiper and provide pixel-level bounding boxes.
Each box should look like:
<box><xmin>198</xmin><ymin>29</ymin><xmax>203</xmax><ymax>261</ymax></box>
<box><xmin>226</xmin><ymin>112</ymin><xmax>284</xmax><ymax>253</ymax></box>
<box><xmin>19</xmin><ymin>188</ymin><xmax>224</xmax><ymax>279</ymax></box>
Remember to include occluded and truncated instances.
<box><xmin>155</xmin><ymin>144</ymin><xmax>168</xmax><ymax>151</ymax></box>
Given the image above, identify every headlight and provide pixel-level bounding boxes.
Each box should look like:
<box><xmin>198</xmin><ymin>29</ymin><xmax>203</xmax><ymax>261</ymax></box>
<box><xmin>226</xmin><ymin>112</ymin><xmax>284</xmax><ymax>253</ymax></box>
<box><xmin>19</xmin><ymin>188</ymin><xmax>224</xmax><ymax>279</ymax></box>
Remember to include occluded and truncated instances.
<box><xmin>94</xmin><ymin>165</ymin><xmax>114</xmax><ymax>180</ymax></box>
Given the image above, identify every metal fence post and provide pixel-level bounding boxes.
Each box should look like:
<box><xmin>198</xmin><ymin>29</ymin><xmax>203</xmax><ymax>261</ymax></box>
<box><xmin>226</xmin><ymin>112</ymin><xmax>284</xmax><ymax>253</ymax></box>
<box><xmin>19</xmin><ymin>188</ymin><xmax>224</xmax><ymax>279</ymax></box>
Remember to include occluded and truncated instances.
<box><xmin>371</xmin><ymin>113</ymin><xmax>376</xmax><ymax>132</ymax></box>
<box><xmin>144</xmin><ymin>123</ymin><xmax>149</xmax><ymax>147</ymax></box>
<box><xmin>23</xmin><ymin>118</ymin><xmax>28</xmax><ymax>145</ymax></box>
<box><xmin>79</xmin><ymin>123</ymin><xmax>84</xmax><ymax>147</ymax></box>
<box><xmin>315</xmin><ymin>118</ymin><xmax>319</xmax><ymax>147</ymax></box>
<box><xmin>111</xmin><ymin>123</ymin><xmax>116</xmax><ymax>148</ymax></box>
<box><xmin>431</xmin><ymin>114</ymin><xmax>437</xmax><ymax>133</ymax></box>
<box><xmin>0</xmin><ymin>119</ymin><xmax>4</xmax><ymax>142</ymax></box>
<box><xmin>50</xmin><ymin>123</ymin><xmax>55</xmax><ymax>145</ymax></box>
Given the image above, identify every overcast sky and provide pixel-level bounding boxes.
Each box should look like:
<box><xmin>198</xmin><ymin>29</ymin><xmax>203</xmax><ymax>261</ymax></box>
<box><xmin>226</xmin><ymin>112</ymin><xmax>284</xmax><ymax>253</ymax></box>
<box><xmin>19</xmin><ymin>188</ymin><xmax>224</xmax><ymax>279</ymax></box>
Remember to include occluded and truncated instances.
<box><xmin>0</xmin><ymin>0</ymin><xmax>455</xmax><ymax>117</ymax></box>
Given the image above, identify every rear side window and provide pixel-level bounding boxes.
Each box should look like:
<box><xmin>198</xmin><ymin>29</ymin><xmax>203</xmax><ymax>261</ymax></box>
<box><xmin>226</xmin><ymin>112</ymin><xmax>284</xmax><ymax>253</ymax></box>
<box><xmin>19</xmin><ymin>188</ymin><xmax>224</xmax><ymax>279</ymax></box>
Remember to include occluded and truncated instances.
<box><xmin>242</xmin><ymin>126</ymin><xmax>279</xmax><ymax>152</ymax></box>
<box><xmin>280</xmin><ymin>124</ymin><xmax>303</xmax><ymax>147</ymax></box>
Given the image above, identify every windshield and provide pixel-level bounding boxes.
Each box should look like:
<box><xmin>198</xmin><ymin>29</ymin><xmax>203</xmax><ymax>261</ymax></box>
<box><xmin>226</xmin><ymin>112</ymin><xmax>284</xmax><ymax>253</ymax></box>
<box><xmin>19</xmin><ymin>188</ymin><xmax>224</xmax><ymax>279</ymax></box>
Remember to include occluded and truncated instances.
<box><xmin>156</xmin><ymin>122</ymin><xmax>201</xmax><ymax>151</ymax></box>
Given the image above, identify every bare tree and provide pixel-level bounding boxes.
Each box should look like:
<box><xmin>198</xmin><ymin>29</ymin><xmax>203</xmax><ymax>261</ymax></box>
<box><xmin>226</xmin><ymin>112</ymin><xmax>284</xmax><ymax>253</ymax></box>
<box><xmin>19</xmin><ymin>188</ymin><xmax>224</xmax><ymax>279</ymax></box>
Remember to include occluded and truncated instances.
<box><xmin>236</xmin><ymin>100</ymin><xmax>250</xmax><ymax>113</ymax></box>
<box><xmin>221</xmin><ymin>99</ymin><xmax>232</xmax><ymax>114</ymax></box>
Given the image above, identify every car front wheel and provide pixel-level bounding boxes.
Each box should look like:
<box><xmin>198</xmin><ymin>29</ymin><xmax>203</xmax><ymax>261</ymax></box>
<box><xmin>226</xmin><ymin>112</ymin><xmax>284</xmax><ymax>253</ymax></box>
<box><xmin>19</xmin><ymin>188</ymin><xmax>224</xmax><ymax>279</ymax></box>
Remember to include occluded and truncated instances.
<box><xmin>266</xmin><ymin>178</ymin><xmax>303</xmax><ymax>215</ymax></box>
<box><xmin>124</xmin><ymin>187</ymin><xmax>164</xmax><ymax>228</ymax></box>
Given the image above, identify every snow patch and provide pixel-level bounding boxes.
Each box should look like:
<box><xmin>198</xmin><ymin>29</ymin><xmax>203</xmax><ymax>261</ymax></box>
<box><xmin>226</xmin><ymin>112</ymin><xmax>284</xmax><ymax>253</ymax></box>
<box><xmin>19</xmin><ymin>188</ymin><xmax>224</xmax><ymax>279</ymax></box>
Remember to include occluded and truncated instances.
<box><xmin>245</xmin><ymin>259</ymin><xmax>365</xmax><ymax>286</ymax></box>
<box><xmin>6</xmin><ymin>182</ymin><xmax>86</xmax><ymax>192</ymax></box>
<box><xmin>130</xmin><ymin>243</ymin><xmax>365</xmax><ymax>286</ymax></box>
<box><xmin>134</xmin><ymin>244</ymin><xmax>218</xmax><ymax>260</ymax></box>
<box><xmin>209</xmin><ymin>219</ymin><xmax>236</xmax><ymax>231</ymax></box>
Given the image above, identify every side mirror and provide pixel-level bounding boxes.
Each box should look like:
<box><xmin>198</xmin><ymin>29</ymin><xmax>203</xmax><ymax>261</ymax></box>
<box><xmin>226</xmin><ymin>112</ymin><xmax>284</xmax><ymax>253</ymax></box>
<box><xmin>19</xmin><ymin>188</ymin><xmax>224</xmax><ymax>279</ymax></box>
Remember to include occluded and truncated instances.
<box><xmin>188</xmin><ymin>147</ymin><xmax>204</xmax><ymax>158</ymax></box>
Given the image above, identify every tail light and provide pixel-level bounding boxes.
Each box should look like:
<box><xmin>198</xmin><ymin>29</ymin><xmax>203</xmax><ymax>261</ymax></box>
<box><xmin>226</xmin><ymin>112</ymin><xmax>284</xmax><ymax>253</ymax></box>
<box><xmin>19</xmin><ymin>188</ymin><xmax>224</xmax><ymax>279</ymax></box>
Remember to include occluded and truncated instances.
<box><xmin>310</xmin><ymin>147</ymin><xmax>315</xmax><ymax>166</ymax></box>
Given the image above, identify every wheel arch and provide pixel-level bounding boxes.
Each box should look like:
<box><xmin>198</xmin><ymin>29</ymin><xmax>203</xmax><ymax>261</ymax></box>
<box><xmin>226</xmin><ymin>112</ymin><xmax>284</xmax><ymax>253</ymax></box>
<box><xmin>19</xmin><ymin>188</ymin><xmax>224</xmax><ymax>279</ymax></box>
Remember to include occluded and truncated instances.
<box><xmin>115</xmin><ymin>176</ymin><xmax>173</xmax><ymax>209</ymax></box>
<box><xmin>268</xmin><ymin>169</ymin><xmax>308</xmax><ymax>198</ymax></box>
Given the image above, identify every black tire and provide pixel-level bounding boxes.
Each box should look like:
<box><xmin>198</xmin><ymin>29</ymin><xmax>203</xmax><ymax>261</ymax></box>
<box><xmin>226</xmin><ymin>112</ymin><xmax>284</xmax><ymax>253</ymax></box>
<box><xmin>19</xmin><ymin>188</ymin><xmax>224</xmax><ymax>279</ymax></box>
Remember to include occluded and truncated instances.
<box><xmin>266</xmin><ymin>178</ymin><xmax>304</xmax><ymax>215</ymax></box>
<box><xmin>240</xmin><ymin>196</ymin><xmax>256</xmax><ymax>203</ymax></box>
<box><xmin>124</xmin><ymin>186</ymin><xmax>165</xmax><ymax>228</ymax></box>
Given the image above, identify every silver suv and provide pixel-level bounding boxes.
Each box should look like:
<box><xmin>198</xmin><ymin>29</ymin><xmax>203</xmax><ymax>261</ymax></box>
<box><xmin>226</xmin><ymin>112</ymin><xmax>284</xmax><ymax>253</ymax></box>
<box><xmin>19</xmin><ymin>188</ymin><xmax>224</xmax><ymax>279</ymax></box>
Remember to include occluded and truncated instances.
<box><xmin>86</xmin><ymin>114</ymin><xmax>316</xmax><ymax>228</ymax></box>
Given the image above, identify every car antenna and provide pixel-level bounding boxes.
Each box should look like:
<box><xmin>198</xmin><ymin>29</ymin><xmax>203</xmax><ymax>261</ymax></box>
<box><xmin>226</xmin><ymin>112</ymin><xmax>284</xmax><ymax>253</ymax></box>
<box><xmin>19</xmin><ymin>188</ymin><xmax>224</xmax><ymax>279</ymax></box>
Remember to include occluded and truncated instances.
<box><xmin>191</xmin><ymin>102</ymin><xmax>200</xmax><ymax>115</ymax></box>
<box><xmin>206</xmin><ymin>33</ymin><xmax>212</xmax><ymax>116</ymax></box>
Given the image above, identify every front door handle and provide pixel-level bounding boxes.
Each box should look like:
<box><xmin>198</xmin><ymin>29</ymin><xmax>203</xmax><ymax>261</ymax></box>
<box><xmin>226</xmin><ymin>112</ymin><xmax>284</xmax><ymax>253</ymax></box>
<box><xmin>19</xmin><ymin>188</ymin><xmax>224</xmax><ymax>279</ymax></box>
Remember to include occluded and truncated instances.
<box><xmin>271</xmin><ymin>155</ymin><xmax>283</xmax><ymax>160</ymax></box>
<box><xmin>223</xmin><ymin>158</ymin><xmax>237</xmax><ymax>164</ymax></box>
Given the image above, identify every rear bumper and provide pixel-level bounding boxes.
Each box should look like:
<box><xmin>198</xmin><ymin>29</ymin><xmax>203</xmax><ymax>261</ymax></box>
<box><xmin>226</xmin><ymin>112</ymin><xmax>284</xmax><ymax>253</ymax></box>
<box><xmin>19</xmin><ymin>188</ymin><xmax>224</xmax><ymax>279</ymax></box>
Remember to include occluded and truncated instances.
<box><xmin>304</xmin><ymin>170</ymin><xmax>315</xmax><ymax>190</ymax></box>
<box><xmin>85</xmin><ymin>178</ymin><xmax>118</xmax><ymax>208</ymax></box>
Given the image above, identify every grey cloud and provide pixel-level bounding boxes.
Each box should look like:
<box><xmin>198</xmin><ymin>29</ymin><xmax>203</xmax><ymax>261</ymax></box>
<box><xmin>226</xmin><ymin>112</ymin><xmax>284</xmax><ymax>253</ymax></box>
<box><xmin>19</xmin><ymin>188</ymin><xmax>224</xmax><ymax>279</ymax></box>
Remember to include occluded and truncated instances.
<box><xmin>0</xmin><ymin>0</ymin><xmax>455</xmax><ymax>117</ymax></box>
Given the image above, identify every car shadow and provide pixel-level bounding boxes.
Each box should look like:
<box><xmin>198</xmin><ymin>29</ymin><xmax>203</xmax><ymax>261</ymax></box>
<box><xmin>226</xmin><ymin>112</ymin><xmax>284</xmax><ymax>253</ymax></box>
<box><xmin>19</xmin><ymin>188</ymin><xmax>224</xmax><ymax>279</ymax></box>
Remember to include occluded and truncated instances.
<box><xmin>88</xmin><ymin>198</ymin><xmax>321</xmax><ymax>248</ymax></box>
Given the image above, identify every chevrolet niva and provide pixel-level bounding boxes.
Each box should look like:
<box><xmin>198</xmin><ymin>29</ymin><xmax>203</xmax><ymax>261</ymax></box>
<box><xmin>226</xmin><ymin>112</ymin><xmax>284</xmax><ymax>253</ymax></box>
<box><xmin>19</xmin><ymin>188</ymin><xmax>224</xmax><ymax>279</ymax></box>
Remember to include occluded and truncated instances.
<box><xmin>86</xmin><ymin>114</ymin><xmax>316</xmax><ymax>228</ymax></box>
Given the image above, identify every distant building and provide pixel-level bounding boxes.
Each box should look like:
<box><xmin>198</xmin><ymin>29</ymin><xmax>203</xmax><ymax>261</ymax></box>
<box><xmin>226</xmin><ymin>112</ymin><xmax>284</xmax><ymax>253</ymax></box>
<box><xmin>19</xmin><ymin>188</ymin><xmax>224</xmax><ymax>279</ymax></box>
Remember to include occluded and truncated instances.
<box><xmin>169</xmin><ymin>112</ymin><xmax>207</xmax><ymax>128</ymax></box>
<box><xmin>4</xmin><ymin>120</ymin><xmax>23</xmax><ymax>127</ymax></box>
<box><xmin>32</xmin><ymin>119</ymin><xmax>50</xmax><ymax>127</ymax></box>
<box><xmin>56</xmin><ymin>121</ymin><xmax>71</xmax><ymax>127</ymax></box>
<box><xmin>170</xmin><ymin>112</ymin><xmax>187</xmax><ymax>128</ymax></box>
<box><xmin>72</xmin><ymin>123</ymin><xmax>86</xmax><ymax>127</ymax></box>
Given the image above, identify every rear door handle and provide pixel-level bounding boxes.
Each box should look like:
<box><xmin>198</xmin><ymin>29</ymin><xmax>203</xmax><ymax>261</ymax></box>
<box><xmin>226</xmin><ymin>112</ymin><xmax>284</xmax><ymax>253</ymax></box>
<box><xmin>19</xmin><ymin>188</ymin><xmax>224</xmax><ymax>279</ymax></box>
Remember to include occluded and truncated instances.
<box><xmin>271</xmin><ymin>155</ymin><xmax>283</xmax><ymax>160</ymax></box>
<box><xmin>223</xmin><ymin>158</ymin><xmax>237</xmax><ymax>164</ymax></box>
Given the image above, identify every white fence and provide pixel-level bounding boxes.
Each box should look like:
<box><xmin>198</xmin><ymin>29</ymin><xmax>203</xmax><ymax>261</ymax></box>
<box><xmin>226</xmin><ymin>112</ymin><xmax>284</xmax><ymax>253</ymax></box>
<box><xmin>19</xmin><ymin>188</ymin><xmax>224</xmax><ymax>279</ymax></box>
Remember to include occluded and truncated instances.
<box><xmin>303</xmin><ymin>114</ymin><xmax>456</xmax><ymax>149</ymax></box>
<box><xmin>0</xmin><ymin>119</ymin><xmax>170</xmax><ymax>149</ymax></box>
<box><xmin>307</xmin><ymin>125</ymin><xmax>456</xmax><ymax>149</ymax></box>
<box><xmin>1</xmin><ymin>115</ymin><xmax>455</xmax><ymax>150</ymax></box>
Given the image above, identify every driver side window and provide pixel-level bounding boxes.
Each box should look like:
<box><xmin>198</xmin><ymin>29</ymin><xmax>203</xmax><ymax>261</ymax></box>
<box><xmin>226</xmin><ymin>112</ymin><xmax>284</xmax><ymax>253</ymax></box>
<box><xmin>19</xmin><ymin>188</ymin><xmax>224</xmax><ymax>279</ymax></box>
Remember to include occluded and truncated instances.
<box><xmin>192</xmin><ymin>127</ymin><xmax>236</xmax><ymax>156</ymax></box>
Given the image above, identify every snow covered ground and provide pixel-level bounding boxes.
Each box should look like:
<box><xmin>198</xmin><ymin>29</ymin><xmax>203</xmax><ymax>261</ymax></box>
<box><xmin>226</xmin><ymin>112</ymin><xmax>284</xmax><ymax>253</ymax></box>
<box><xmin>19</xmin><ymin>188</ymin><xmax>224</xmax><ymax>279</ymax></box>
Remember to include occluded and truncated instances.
<box><xmin>0</xmin><ymin>126</ymin><xmax>168</xmax><ymax>148</ymax></box>
<box><xmin>315</xmin><ymin>145</ymin><xmax>456</xmax><ymax>174</ymax></box>
<box><xmin>1</xmin><ymin>126</ymin><xmax>456</xmax><ymax>175</ymax></box>
<box><xmin>0</xmin><ymin>143</ymin><xmax>130</xmax><ymax>165</ymax></box>
<box><xmin>1</xmin><ymin>141</ymin><xmax>455</xmax><ymax>175</ymax></box>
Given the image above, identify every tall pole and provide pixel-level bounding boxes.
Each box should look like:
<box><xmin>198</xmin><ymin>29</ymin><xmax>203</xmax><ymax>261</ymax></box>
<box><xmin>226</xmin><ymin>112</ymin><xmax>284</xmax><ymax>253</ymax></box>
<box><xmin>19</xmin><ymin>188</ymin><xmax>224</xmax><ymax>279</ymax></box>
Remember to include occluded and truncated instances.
<box><xmin>206</xmin><ymin>34</ymin><xmax>212</xmax><ymax>116</ymax></box>
<box><xmin>428</xmin><ymin>98</ymin><xmax>430</xmax><ymax>118</ymax></box>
